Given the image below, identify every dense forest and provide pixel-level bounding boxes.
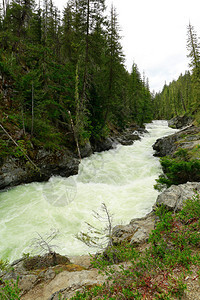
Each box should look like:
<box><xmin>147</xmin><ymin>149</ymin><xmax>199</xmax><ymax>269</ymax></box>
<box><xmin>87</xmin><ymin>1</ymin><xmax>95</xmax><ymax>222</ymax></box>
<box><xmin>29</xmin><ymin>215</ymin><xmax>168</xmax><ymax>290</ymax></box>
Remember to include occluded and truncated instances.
<box><xmin>153</xmin><ymin>23</ymin><xmax>200</xmax><ymax>124</ymax></box>
<box><xmin>0</xmin><ymin>0</ymin><xmax>153</xmax><ymax>158</ymax></box>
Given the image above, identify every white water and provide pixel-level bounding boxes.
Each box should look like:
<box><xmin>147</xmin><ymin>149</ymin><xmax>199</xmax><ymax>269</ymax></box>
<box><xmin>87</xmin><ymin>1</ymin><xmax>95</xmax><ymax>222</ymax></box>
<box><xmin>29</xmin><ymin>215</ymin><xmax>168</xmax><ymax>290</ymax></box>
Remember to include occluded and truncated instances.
<box><xmin>0</xmin><ymin>121</ymin><xmax>177</xmax><ymax>262</ymax></box>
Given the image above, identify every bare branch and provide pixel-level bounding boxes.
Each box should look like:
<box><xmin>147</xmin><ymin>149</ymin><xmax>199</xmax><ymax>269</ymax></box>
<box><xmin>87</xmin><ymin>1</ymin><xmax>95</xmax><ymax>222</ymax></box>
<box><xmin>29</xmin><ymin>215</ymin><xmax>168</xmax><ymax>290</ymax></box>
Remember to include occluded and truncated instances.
<box><xmin>76</xmin><ymin>203</ymin><xmax>114</xmax><ymax>250</ymax></box>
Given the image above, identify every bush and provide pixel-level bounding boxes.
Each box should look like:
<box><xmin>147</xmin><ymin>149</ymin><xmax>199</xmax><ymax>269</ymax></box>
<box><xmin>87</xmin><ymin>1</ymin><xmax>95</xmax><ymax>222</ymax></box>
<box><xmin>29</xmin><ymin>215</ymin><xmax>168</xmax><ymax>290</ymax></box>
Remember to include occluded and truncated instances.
<box><xmin>155</xmin><ymin>157</ymin><xmax>200</xmax><ymax>190</ymax></box>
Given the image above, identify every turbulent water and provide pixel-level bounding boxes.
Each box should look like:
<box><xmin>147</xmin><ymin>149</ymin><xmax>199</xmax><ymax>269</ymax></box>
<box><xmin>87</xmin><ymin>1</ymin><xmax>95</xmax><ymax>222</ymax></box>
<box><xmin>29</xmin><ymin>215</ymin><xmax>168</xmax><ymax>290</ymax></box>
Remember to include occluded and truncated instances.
<box><xmin>0</xmin><ymin>120</ymin><xmax>177</xmax><ymax>262</ymax></box>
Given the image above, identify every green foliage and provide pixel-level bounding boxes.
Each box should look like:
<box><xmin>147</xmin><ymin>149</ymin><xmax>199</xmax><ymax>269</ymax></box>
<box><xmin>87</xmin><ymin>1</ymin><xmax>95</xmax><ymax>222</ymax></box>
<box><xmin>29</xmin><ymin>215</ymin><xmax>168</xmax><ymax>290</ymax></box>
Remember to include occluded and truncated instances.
<box><xmin>90</xmin><ymin>243</ymin><xmax>139</xmax><ymax>270</ymax></box>
<box><xmin>0</xmin><ymin>260</ymin><xmax>9</xmax><ymax>272</ymax></box>
<box><xmin>0</xmin><ymin>0</ymin><xmax>153</xmax><ymax>161</ymax></box>
<box><xmin>0</xmin><ymin>139</ymin><xmax>13</xmax><ymax>157</ymax></box>
<box><xmin>0</xmin><ymin>278</ymin><xmax>20</xmax><ymax>300</ymax></box>
<box><xmin>153</xmin><ymin>22</ymin><xmax>200</xmax><ymax>121</ymax></box>
<box><xmin>155</xmin><ymin>156</ymin><xmax>200</xmax><ymax>190</ymax></box>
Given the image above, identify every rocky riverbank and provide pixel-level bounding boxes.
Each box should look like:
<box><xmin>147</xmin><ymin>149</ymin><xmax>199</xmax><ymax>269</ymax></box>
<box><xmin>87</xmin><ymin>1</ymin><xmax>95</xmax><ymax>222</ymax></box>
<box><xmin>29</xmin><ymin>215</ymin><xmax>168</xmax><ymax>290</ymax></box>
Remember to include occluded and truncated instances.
<box><xmin>0</xmin><ymin>182</ymin><xmax>199</xmax><ymax>299</ymax></box>
<box><xmin>0</xmin><ymin>124</ymin><xmax>144</xmax><ymax>190</ymax></box>
<box><xmin>0</xmin><ymin>119</ymin><xmax>199</xmax><ymax>299</ymax></box>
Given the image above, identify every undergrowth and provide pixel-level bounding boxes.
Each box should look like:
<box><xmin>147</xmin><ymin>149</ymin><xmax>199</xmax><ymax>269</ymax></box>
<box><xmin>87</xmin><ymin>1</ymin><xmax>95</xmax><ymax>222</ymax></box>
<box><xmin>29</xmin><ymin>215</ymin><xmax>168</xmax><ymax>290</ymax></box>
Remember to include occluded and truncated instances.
<box><xmin>69</xmin><ymin>194</ymin><xmax>200</xmax><ymax>300</ymax></box>
<box><xmin>154</xmin><ymin>155</ymin><xmax>200</xmax><ymax>190</ymax></box>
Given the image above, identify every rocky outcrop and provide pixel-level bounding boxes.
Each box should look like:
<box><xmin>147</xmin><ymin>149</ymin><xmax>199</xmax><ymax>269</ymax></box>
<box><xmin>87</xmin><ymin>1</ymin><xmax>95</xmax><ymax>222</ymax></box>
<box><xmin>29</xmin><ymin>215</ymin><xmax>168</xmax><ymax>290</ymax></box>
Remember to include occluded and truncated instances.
<box><xmin>153</xmin><ymin>125</ymin><xmax>200</xmax><ymax>157</ymax></box>
<box><xmin>0</xmin><ymin>253</ymin><xmax>105</xmax><ymax>300</ymax></box>
<box><xmin>90</xmin><ymin>125</ymin><xmax>145</xmax><ymax>152</ymax></box>
<box><xmin>168</xmin><ymin>115</ymin><xmax>193</xmax><ymax>129</ymax></box>
<box><xmin>112</xmin><ymin>212</ymin><xmax>155</xmax><ymax>246</ymax></box>
<box><xmin>0</xmin><ymin>149</ymin><xmax>79</xmax><ymax>190</ymax></box>
<box><xmin>91</xmin><ymin>137</ymin><xmax>114</xmax><ymax>153</ymax></box>
<box><xmin>156</xmin><ymin>182</ymin><xmax>200</xmax><ymax>211</ymax></box>
<box><xmin>113</xmin><ymin>126</ymin><xmax>146</xmax><ymax>146</ymax></box>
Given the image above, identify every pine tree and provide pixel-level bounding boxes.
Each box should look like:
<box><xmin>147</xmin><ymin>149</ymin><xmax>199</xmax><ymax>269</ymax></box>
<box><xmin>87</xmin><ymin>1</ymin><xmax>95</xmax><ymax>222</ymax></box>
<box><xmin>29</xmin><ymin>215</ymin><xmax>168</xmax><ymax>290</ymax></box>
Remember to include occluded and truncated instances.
<box><xmin>187</xmin><ymin>23</ymin><xmax>200</xmax><ymax>110</ymax></box>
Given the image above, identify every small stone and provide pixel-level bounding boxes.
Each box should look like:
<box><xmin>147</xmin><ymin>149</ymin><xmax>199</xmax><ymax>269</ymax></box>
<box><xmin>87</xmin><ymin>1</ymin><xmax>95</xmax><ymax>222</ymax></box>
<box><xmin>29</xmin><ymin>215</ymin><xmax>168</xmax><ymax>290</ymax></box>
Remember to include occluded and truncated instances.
<box><xmin>45</xmin><ymin>268</ymin><xmax>56</xmax><ymax>281</ymax></box>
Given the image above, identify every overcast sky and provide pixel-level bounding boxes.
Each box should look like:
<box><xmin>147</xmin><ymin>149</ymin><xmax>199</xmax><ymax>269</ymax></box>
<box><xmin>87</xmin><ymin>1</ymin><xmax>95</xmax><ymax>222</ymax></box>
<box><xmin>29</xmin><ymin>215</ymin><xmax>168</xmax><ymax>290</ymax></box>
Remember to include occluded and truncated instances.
<box><xmin>54</xmin><ymin>0</ymin><xmax>200</xmax><ymax>92</ymax></box>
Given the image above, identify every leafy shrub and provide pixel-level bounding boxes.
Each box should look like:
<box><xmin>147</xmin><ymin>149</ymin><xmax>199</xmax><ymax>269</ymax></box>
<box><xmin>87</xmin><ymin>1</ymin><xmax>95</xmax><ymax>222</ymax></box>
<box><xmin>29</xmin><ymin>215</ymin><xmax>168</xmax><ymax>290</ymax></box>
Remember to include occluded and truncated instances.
<box><xmin>155</xmin><ymin>157</ymin><xmax>200</xmax><ymax>190</ymax></box>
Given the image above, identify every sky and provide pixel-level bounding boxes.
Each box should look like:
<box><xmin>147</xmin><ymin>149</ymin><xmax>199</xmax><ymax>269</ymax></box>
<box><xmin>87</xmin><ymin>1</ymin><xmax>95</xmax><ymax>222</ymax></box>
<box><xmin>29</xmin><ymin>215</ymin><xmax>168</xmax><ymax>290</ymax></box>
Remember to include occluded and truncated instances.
<box><xmin>54</xmin><ymin>0</ymin><xmax>200</xmax><ymax>92</ymax></box>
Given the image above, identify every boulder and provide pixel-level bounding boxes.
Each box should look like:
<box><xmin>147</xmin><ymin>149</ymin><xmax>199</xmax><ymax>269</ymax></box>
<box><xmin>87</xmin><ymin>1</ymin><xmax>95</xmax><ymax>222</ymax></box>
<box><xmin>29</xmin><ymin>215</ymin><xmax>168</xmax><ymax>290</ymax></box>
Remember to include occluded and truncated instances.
<box><xmin>116</xmin><ymin>133</ymin><xmax>141</xmax><ymax>146</ymax></box>
<box><xmin>0</xmin><ymin>150</ymin><xmax>79</xmax><ymax>190</ymax></box>
<box><xmin>168</xmin><ymin>115</ymin><xmax>193</xmax><ymax>129</ymax></box>
<box><xmin>156</xmin><ymin>182</ymin><xmax>200</xmax><ymax>211</ymax></box>
<box><xmin>91</xmin><ymin>137</ymin><xmax>114</xmax><ymax>153</ymax></box>
<box><xmin>80</xmin><ymin>142</ymin><xmax>93</xmax><ymax>158</ymax></box>
<box><xmin>153</xmin><ymin>125</ymin><xmax>200</xmax><ymax>157</ymax></box>
<box><xmin>112</xmin><ymin>212</ymin><xmax>155</xmax><ymax>246</ymax></box>
<box><xmin>23</xmin><ymin>253</ymin><xmax>70</xmax><ymax>271</ymax></box>
<box><xmin>20</xmin><ymin>269</ymin><xmax>106</xmax><ymax>300</ymax></box>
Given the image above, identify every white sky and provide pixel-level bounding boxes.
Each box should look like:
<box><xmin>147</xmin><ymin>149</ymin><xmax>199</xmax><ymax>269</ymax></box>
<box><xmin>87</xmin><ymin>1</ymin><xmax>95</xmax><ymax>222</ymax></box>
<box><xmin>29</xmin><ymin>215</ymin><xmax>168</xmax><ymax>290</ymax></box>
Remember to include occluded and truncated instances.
<box><xmin>54</xmin><ymin>0</ymin><xmax>200</xmax><ymax>92</ymax></box>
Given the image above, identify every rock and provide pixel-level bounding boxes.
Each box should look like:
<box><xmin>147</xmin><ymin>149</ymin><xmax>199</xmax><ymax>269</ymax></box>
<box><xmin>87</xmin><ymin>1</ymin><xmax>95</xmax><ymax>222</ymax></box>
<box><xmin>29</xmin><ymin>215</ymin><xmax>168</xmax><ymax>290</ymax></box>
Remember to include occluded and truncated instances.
<box><xmin>113</xmin><ymin>126</ymin><xmax>144</xmax><ymax>146</ymax></box>
<box><xmin>21</xmin><ymin>269</ymin><xmax>106</xmax><ymax>300</ymax></box>
<box><xmin>91</xmin><ymin>137</ymin><xmax>114</xmax><ymax>152</ymax></box>
<box><xmin>153</xmin><ymin>125</ymin><xmax>200</xmax><ymax>157</ymax></box>
<box><xmin>0</xmin><ymin>150</ymin><xmax>79</xmax><ymax>190</ymax></box>
<box><xmin>129</xmin><ymin>213</ymin><xmax>155</xmax><ymax>245</ymax></box>
<box><xmin>112</xmin><ymin>224</ymin><xmax>138</xmax><ymax>244</ymax></box>
<box><xmin>112</xmin><ymin>212</ymin><xmax>155</xmax><ymax>246</ymax></box>
<box><xmin>69</xmin><ymin>255</ymin><xmax>92</xmax><ymax>269</ymax></box>
<box><xmin>23</xmin><ymin>253</ymin><xmax>70</xmax><ymax>271</ymax></box>
<box><xmin>156</xmin><ymin>182</ymin><xmax>200</xmax><ymax>211</ymax></box>
<box><xmin>130</xmin><ymin>228</ymin><xmax>149</xmax><ymax>245</ymax></box>
<box><xmin>44</xmin><ymin>268</ymin><xmax>56</xmax><ymax>281</ymax></box>
<box><xmin>80</xmin><ymin>142</ymin><xmax>93</xmax><ymax>158</ymax></box>
<box><xmin>19</xmin><ymin>274</ymin><xmax>38</xmax><ymax>293</ymax></box>
<box><xmin>153</xmin><ymin>133</ymin><xmax>179</xmax><ymax>157</ymax></box>
<box><xmin>168</xmin><ymin>115</ymin><xmax>193</xmax><ymax>129</ymax></box>
<box><xmin>116</xmin><ymin>133</ymin><xmax>141</xmax><ymax>146</ymax></box>
<box><xmin>48</xmin><ymin>270</ymin><xmax>106</xmax><ymax>300</ymax></box>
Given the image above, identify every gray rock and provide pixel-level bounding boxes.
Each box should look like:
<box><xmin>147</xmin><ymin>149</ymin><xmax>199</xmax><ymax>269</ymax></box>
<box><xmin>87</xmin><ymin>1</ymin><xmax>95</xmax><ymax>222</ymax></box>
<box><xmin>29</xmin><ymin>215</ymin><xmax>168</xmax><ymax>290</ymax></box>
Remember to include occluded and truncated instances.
<box><xmin>168</xmin><ymin>115</ymin><xmax>193</xmax><ymax>129</ymax></box>
<box><xmin>156</xmin><ymin>182</ymin><xmax>200</xmax><ymax>211</ymax></box>
<box><xmin>18</xmin><ymin>274</ymin><xmax>38</xmax><ymax>293</ymax></box>
<box><xmin>116</xmin><ymin>133</ymin><xmax>141</xmax><ymax>146</ymax></box>
<box><xmin>0</xmin><ymin>150</ymin><xmax>79</xmax><ymax>190</ymax></box>
<box><xmin>130</xmin><ymin>228</ymin><xmax>149</xmax><ymax>245</ymax></box>
<box><xmin>112</xmin><ymin>224</ymin><xmax>138</xmax><ymax>244</ymax></box>
<box><xmin>80</xmin><ymin>142</ymin><xmax>93</xmax><ymax>158</ymax></box>
<box><xmin>44</xmin><ymin>268</ymin><xmax>56</xmax><ymax>281</ymax></box>
<box><xmin>91</xmin><ymin>137</ymin><xmax>114</xmax><ymax>152</ymax></box>
<box><xmin>153</xmin><ymin>125</ymin><xmax>200</xmax><ymax>157</ymax></box>
<box><xmin>112</xmin><ymin>213</ymin><xmax>155</xmax><ymax>246</ymax></box>
<box><xmin>47</xmin><ymin>270</ymin><xmax>106</xmax><ymax>300</ymax></box>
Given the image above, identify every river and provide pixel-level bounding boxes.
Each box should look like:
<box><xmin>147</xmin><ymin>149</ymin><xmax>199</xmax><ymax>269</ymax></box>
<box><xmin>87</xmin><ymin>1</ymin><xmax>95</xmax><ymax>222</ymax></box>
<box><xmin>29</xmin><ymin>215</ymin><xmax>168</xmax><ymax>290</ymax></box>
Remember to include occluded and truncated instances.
<box><xmin>0</xmin><ymin>120</ymin><xmax>177</xmax><ymax>262</ymax></box>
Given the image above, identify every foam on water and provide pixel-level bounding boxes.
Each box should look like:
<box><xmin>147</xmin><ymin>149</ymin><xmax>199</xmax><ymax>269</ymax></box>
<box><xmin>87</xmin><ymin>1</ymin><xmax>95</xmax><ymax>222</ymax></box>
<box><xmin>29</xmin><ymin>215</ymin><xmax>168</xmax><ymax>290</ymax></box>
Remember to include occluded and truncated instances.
<box><xmin>0</xmin><ymin>120</ymin><xmax>177</xmax><ymax>262</ymax></box>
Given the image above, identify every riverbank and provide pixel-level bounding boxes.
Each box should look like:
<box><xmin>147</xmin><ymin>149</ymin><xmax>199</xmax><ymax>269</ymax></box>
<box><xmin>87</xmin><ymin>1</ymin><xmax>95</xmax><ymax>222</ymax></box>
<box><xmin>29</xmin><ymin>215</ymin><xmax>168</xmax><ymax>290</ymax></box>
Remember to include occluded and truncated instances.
<box><xmin>0</xmin><ymin>124</ymin><xmax>144</xmax><ymax>191</ymax></box>
<box><xmin>0</xmin><ymin>120</ymin><xmax>199</xmax><ymax>299</ymax></box>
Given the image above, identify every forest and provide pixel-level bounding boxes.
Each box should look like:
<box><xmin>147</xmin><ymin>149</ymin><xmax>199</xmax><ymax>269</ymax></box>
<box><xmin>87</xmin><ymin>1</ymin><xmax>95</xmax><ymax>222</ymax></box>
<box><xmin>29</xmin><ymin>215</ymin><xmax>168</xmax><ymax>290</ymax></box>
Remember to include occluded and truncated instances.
<box><xmin>153</xmin><ymin>23</ymin><xmax>200</xmax><ymax>124</ymax></box>
<box><xmin>0</xmin><ymin>0</ymin><xmax>153</xmax><ymax>158</ymax></box>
